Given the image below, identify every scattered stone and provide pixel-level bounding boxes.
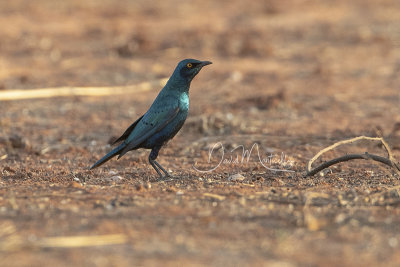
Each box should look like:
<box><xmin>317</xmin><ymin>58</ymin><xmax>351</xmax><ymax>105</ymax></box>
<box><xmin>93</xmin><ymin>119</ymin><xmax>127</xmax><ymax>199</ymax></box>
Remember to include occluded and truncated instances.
<box><xmin>228</xmin><ymin>173</ymin><xmax>245</xmax><ymax>182</ymax></box>
<box><xmin>304</xmin><ymin>213</ymin><xmax>328</xmax><ymax>231</ymax></box>
<box><xmin>9</xmin><ymin>134</ymin><xmax>28</xmax><ymax>149</ymax></box>
<box><xmin>70</xmin><ymin>181</ymin><xmax>83</xmax><ymax>188</ymax></box>
<box><xmin>0</xmin><ymin>137</ymin><xmax>8</xmax><ymax>145</ymax></box>
<box><xmin>389</xmin><ymin>237</ymin><xmax>398</xmax><ymax>248</ymax></box>
<box><xmin>167</xmin><ymin>187</ymin><xmax>177</xmax><ymax>193</ymax></box>
<box><xmin>135</xmin><ymin>183</ymin><xmax>143</xmax><ymax>191</ymax></box>
<box><xmin>110</xmin><ymin>175</ymin><xmax>123</xmax><ymax>182</ymax></box>
<box><xmin>335</xmin><ymin>213</ymin><xmax>347</xmax><ymax>224</ymax></box>
<box><xmin>3</xmin><ymin>166</ymin><xmax>15</xmax><ymax>173</ymax></box>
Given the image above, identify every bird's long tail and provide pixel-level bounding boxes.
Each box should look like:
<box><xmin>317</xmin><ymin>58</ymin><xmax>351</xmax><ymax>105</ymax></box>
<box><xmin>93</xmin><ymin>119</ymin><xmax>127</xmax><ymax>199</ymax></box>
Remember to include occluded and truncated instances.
<box><xmin>89</xmin><ymin>143</ymin><xmax>125</xmax><ymax>170</ymax></box>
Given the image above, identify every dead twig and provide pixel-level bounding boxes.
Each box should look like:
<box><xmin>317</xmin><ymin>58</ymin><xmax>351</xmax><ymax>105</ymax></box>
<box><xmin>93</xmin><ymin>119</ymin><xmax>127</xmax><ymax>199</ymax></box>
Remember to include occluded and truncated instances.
<box><xmin>306</xmin><ymin>136</ymin><xmax>400</xmax><ymax>177</ymax></box>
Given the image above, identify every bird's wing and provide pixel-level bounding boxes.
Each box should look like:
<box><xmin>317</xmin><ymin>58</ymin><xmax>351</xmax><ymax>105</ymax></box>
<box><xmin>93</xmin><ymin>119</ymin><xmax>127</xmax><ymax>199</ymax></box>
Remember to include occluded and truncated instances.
<box><xmin>118</xmin><ymin>105</ymin><xmax>180</xmax><ymax>158</ymax></box>
<box><xmin>112</xmin><ymin>115</ymin><xmax>144</xmax><ymax>145</ymax></box>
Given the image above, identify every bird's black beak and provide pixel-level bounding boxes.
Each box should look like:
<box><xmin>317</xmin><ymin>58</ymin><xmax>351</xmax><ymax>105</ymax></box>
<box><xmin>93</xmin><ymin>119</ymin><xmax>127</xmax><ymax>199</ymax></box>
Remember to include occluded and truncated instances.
<box><xmin>199</xmin><ymin>61</ymin><xmax>212</xmax><ymax>67</ymax></box>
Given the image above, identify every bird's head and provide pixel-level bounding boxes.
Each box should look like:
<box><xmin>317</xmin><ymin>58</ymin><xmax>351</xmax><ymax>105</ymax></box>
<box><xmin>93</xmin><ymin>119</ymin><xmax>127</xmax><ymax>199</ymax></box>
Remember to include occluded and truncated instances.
<box><xmin>176</xmin><ymin>59</ymin><xmax>212</xmax><ymax>82</ymax></box>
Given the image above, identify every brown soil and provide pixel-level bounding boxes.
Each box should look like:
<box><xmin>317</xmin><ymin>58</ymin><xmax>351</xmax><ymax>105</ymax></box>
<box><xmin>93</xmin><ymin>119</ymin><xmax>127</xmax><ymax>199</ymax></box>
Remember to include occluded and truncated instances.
<box><xmin>1</xmin><ymin>0</ymin><xmax>400</xmax><ymax>266</ymax></box>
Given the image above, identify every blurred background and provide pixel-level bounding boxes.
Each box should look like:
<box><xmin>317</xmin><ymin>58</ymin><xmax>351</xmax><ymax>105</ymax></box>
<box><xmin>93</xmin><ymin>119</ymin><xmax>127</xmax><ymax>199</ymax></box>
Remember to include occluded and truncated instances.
<box><xmin>1</xmin><ymin>0</ymin><xmax>400</xmax><ymax>266</ymax></box>
<box><xmin>1</xmin><ymin>0</ymin><xmax>400</xmax><ymax>134</ymax></box>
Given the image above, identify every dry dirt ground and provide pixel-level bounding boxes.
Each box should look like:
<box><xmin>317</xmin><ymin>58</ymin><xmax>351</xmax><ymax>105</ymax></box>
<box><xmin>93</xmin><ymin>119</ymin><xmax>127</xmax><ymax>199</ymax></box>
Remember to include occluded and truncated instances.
<box><xmin>1</xmin><ymin>0</ymin><xmax>400</xmax><ymax>266</ymax></box>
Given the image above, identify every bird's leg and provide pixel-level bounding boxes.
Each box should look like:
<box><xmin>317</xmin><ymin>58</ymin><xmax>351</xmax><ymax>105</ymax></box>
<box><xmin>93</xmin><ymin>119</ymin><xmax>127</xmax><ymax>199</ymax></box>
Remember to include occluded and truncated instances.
<box><xmin>149</xmin><ymin>156</ymin><xmax>163</xmax><ymax>178</ymax></box>
<box><xmin>153</xmin><ymin>160</ymin><xmax>171</xmax><ymax>177</ymax></box>
<box><xmin>148</xmin><ymin>146</ymin><xmax>171</xmax><ymax>179</ymax></box>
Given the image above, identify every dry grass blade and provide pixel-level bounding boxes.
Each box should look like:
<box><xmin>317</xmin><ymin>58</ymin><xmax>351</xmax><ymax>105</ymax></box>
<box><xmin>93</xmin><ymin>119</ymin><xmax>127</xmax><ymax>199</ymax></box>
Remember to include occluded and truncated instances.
<box><xmin>203</xmin><ymin>193</ymin><xmax>226</xmax><ymax>201</ymax></box>
<box><xmin>0</xmin><ymin>231</ymin><xmax>129</xmax><ymax>251</ymax></box>
<box><xmin>36</xmin><ymin>234</ymin><xmax>129</xmax><ymax>248</ymax></box>
<box><xmin>0</xmin><ymin>78</ymin><xmax>168</xmax><ymax>101</ymax></box>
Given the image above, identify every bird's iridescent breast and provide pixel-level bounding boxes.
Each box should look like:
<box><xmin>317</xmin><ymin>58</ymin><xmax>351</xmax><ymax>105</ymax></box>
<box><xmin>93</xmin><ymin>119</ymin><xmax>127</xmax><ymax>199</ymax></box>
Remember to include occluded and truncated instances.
<box><xmin>179</xmin><ymin>91</ymin><xmax>189</xmax><ymax>111</ymax></box>
<box><xmin>141</xmin><ymin>92</ymin><xmax>189</xmax><ymax>148</ymax></box>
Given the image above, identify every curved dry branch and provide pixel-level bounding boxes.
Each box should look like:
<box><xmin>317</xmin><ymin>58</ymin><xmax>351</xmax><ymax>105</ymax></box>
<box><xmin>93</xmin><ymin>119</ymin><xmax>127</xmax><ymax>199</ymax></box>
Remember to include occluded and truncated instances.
<box><xmin>306</xmin><ymin>136</ymin><xmax>400</xmax><ymax>177</ymax></box>
<box><xmin>305</xmin><ymin>152</ymin><xmax>398</xmax><ymax>177</ymax></box>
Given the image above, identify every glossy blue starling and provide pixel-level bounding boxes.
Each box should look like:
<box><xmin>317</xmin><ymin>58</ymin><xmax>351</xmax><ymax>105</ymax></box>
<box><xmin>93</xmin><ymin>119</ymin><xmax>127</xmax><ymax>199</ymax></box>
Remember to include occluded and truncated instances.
<box><xmin>90</xmin><ymin>59</ymin><xmax>212</xmax><ymax>178</ymax></box>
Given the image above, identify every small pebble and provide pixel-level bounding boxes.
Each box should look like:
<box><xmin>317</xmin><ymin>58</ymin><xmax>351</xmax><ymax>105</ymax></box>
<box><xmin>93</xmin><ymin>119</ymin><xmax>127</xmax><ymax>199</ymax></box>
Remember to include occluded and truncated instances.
<box><xmin>228</xmin><ymin>173</ymin><xmax>245</xmax><ymax>182</ymax></box>
<box><xmin>110</xmin><ymin>175</ymin><xmax>123</xmax><ymax>182</ymax></box>
<box><xmin>135</xmin><ymin>183</ymin><xmax>143</xmax><ymax>191</ymax></box>
<box><xmin>70</xmin><ymin>181</ymin><xmax>82</xmax><ymax>188</ymax></box>
<box><xmin>9</xmin><ymin>135</ymin><xmax>28</xmax><ymax>149</ymax></box>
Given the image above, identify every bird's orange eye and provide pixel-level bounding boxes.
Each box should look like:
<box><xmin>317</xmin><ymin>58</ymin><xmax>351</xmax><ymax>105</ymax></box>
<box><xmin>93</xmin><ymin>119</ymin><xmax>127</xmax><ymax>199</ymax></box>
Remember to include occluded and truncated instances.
<box><xmin>186</xmin><ymin>63</ymin><xmax>193</xmax><ymax>68</ymax></box>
